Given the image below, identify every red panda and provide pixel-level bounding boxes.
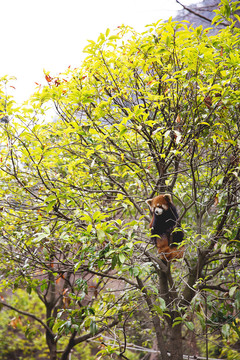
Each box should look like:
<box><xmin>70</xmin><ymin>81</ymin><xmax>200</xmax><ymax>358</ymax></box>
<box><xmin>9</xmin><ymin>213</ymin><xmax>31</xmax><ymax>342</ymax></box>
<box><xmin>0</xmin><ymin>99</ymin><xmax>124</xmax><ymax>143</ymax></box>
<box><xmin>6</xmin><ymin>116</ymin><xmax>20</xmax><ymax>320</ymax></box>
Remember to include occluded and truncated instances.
<box><xmin>146</xmin><ymin>194</ymin><xmax>184</xmax><ymax>261</ymax></box>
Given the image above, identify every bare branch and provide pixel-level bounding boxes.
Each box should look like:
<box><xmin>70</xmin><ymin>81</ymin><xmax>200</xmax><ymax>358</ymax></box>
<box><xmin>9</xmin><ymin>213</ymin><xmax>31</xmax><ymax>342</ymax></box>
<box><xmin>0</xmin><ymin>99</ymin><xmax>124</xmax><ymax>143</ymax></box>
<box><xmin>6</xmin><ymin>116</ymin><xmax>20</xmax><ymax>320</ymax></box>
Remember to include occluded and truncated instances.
<box><xmin>0</xmin><ymin>300</ymin><xmax>54</xmax><ymax>336</ymax></box>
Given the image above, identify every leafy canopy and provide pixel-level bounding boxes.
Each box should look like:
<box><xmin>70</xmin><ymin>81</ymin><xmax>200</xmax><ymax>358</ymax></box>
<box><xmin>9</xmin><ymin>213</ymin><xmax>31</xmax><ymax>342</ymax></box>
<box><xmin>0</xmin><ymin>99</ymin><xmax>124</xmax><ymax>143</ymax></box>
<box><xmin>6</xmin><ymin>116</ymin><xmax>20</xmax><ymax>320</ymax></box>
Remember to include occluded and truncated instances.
<box><xmin>0</xmin><ymin>11</ymin><xmax>240</xmax><ymax>359</ymax></box>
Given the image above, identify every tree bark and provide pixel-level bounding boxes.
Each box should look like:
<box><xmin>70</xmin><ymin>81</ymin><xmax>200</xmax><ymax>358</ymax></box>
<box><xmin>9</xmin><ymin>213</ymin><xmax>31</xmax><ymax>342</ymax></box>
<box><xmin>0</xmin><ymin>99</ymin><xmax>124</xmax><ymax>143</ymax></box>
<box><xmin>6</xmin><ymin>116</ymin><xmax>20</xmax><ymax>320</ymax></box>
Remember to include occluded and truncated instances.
<box><xmin>159</xmin><ymin>269</ymin><xmax>184</xmax><ymax>360</ymax></box>
<box><xmin>46</xmin><ymin>287</ymin><xmax>57</xmax><ymax>360</ymax></box>
<box><xmin>46</xmin><ymin>328</ymin><xmax>57</xmax><ymax>360</ymax></box>
<box><xmin>169</xmin><ymin>322</ymin><xmax>183</xmax><ymax>360</ymax></box>
<box><xmin>136</xmin><ymin>276</ymin><xmax>169</xmax><ymax>360</ymax></box>
<box><xmin>61</xmin><ymin>331</ymin><xmax>76</xmax><ymax>360</ymax></box>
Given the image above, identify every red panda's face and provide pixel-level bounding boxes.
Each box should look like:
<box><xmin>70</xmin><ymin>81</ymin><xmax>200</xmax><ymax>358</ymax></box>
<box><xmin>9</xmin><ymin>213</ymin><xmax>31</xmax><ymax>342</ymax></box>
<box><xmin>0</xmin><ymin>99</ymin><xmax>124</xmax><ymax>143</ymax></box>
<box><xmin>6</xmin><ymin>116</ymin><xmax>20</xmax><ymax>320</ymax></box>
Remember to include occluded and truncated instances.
<box><xmin>146</xmin><ymin>194</ymin><xmax>172</xmax><ymax>216</ymax></box>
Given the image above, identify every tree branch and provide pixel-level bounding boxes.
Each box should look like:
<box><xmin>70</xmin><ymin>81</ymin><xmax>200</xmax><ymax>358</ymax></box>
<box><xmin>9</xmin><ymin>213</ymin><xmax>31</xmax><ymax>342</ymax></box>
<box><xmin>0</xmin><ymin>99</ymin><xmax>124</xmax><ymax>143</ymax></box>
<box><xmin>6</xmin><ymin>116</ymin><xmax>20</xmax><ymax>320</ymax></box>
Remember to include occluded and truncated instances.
<box><xmin>73</xmin><ymin>318</ymin><xmax>119</xmax><ymax>346</ymax></box>
<box><xmin>176</xmin><ymin>0</ymin><xmax>213</xmax><ymax>24</ymax></box>
<box><xmin>176</xmin><ymin>0</ymin><xmax>229</xmax><ymax>26</ymax></box>
<box><xmin>0</xmin><ymin>300</ymin><xmax>54</xmax><ymax>336</ymax></box>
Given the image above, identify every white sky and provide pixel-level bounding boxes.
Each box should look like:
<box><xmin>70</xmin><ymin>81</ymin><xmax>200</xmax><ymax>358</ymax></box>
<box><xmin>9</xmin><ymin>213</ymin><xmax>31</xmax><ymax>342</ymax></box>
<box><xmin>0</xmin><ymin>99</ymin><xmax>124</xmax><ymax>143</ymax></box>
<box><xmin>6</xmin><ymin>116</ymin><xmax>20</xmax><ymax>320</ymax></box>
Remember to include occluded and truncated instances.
<box><xmin>1</xmin><ymin>0</ymin><xmax>199</xmax><ymax>103</ymax></box>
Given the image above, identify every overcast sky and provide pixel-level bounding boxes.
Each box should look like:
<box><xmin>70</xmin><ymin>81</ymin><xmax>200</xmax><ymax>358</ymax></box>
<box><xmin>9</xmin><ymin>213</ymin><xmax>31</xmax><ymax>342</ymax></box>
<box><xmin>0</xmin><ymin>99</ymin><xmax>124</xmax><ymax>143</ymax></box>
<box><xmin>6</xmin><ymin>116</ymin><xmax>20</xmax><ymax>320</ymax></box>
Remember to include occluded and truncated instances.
<box><xmin>1</xmin><ymin>0</ymin><xmax>199</xmax><ymax>103</ymax></box>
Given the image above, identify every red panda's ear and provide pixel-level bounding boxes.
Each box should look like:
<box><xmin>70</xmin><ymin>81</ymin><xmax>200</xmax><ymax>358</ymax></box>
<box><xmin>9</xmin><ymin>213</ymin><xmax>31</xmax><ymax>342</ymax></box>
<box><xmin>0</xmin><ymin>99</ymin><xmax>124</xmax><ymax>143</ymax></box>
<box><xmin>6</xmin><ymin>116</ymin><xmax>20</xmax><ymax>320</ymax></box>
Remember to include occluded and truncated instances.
<box><xmin>164</xmin><ymin>194</ymin><xmax>172</xmax><ymax>203</ymax></box>
<box><xmin>146</xmin><ymin>199</ymin><xmax>153</xmax><ymax>208</ymax></box>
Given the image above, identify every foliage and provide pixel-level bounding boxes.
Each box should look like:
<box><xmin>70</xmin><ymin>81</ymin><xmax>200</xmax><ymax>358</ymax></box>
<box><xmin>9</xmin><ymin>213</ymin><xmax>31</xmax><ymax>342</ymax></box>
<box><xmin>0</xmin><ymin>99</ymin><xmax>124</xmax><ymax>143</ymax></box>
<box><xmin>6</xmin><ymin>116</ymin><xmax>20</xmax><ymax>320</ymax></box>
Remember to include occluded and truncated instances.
<box><xmin>0</xmin><ymin>1</ymin><xmax>240</xmax><ymax>359</ymax></box>
<box><xmin>0</xmin><ymin>289</ymin><xmax>48</xmax><ymax>359</ymax></box>
<box><xmin>213</xmin><ymin>0</ymin><xmax>240</xmax><ymax>26</ymax></box>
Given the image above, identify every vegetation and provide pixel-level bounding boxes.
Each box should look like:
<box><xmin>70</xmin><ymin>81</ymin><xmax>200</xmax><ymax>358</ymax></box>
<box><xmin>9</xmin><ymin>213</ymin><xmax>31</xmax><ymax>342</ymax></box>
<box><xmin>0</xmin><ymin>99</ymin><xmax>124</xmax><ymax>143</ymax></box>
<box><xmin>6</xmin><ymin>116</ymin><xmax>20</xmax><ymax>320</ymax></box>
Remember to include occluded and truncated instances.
<box><xmin>0</xmin><ymin>1</ymin><xmax>239</xmax><ymax>359</ymax></box>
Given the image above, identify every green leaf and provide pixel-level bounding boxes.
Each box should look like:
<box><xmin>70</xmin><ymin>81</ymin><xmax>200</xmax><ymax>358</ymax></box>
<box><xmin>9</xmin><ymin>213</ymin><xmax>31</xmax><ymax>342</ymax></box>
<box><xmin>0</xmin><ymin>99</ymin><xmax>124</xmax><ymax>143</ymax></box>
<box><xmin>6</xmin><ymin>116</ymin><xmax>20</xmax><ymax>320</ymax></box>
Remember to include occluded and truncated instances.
<box><xmin>97</xmin><ymin>229</ymin><xmax>105</xmax><ymax>243</ymax></box>
<box><xmin>221</xmin><ymin>244</ymin><xmax>227</xmax><ymax>253</ymax></box>
<box><xmin>119</xmin><ymin>127</ymin><xmax>127</xmax><ymax>137</ymax></box>
<box><xmin>80</xmin><ymin>214</ymin><xmax>92</xmax><ymax>223</ymax></box>
<box><xmin>153</xmin><ymin>305</ymin><xmax>163</xmax><ymax>316</ymax></box>
<box><xmin>158</xmin><ymin>298</ymin><xmax>166</xmax><ymax>311</ymax></box>
<box><xmin>108</xmin><ymin>35</ymin><xmax>120</xmax><ymax>41</ymax></box>
<box><xmin>118</xmin><ymin>253</ymin><xmax>126</xmax><ymax>264</ymax></box>
<box><xmin>221</xmin><ymin>324</ymin><xmax>230</xmax><ymax>338</ymax></box>
<box><xmin>46</xmin><ymin>199</ymin><xmax>57</xmax><ymax>212</ymax></box>
<box><xmin>93</xmin><ymin>211</ymin><xmax>102</xmax><ymax>221</ymax></box>
<box><xmin>40</xmin><ymin>281</ymin><xmax>48</xmax><ymax>292</ymax></box>
<box><xmin>185</xmin><ymin>321</ymin><xmax>194</xmax><ymax>331</ymax></box>
<box><xmin>172</xmin><ymin>321</ymin><xmax>182</xmax><ymax>328</ymax></box>
<box><xmin>112</xmin><ymin>254</ymin><xmax>118</xmax><ymax>269</ymax></box>
<box><xmin>132</xmin><ymin>267</ymin><xmax>140</xmax><ymax>276</ymax></box>
<box><xmin>90</xmin><ymin>320</ymin><xmax>97</xmax><ymax>335</ymax></box>
<box><xmin>87</xmin><ymin>224</ymin><xmax>92</xmax><ymax>233</ymax></box>
<box><xmin>173</xmin><ymin>317</ymin><xmax>183</xmax><ymax>327</ymax></box>
<box><xmin>229</xmin><ymin>286</ymin><xmax>238</xmax><ymax>297</ymax></box>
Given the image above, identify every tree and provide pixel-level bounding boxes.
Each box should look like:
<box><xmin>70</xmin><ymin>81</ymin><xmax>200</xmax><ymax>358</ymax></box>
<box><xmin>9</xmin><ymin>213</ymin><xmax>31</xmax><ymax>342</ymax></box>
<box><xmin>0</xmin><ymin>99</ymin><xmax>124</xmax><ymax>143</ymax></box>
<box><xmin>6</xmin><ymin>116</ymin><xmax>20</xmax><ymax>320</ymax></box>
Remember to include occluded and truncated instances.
<box><xmin>0</xmin><ymin>1</ymin><xmax>240</xmax><ymax>359</ymax></box>
<box><xmin>175</xmin><ymin>0</ymin><xmax>240</xmax><ymax>31</ymax></box>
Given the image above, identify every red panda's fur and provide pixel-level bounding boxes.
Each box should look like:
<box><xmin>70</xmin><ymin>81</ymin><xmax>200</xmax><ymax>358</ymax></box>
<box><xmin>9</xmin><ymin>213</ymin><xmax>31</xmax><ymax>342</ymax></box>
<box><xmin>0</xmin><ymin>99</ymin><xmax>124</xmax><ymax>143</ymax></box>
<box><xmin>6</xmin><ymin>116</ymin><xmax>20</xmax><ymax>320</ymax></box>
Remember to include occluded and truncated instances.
<box><xmin>146</xmin><ymin>194</ymin><xmax>184</xmax><ymax>261</ymax></box>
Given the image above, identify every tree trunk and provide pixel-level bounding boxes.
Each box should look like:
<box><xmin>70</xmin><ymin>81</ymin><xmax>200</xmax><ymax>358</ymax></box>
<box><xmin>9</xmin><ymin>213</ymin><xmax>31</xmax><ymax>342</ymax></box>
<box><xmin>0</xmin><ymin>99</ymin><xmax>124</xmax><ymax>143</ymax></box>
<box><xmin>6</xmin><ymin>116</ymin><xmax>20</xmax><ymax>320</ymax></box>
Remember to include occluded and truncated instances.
<box><xmin>60</xmin><ymin>331</ymin><xmax>77</xmax><ymax>360</ymax></box>
<box><xmin>136</xmin><ymin>276</ymin><xmax>169</xmax><ymax>360</ymax></box>
<box><xmin>151</xmin><ymin>315</ymin><xmax>169</xmax><ymax>360</ymax></box>
<box><xmin>169</xmin><ymin>322</ymin><xmax>183</xmax><ymax>360</ymax></box>
<box><xmin>46</xmin><ymin>298</ymin><xmax>57</xmax><ymax>360</ymax></box>
<box><xmin>158</xmin><ymin>269</ymin><xmax>184</xmax><ymax>360</ymax></box>
<box><xmin>46</xmin><ymin>329</ymin><xmax>57</xmax><ymax>360</ymax></box>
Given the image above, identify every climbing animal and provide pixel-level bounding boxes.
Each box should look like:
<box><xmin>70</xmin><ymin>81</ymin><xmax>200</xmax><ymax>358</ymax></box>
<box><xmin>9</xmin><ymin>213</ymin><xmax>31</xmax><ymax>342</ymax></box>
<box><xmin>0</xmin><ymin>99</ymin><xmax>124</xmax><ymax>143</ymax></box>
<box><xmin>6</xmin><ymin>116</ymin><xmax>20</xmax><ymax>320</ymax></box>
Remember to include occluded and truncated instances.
<box><xmin>146</xmin><ymin>194</ymin><xmax>184</xmax><ymax>261</ymax></box>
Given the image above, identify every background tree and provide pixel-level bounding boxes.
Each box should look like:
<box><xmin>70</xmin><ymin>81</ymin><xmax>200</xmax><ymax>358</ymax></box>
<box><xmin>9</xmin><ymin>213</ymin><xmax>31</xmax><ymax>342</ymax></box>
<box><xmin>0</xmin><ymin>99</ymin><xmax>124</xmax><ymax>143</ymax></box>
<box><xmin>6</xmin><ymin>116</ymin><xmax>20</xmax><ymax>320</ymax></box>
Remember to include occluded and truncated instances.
<box><xmin>0</xmin><ymin>1</ymin><xmax>240</xmax><ymax>359</ymax></box>
<box><xmin>175</xmin><ymin>0</ymin><xmax>240</xmax><ymax>32</ymax></box>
